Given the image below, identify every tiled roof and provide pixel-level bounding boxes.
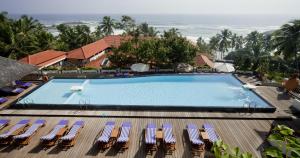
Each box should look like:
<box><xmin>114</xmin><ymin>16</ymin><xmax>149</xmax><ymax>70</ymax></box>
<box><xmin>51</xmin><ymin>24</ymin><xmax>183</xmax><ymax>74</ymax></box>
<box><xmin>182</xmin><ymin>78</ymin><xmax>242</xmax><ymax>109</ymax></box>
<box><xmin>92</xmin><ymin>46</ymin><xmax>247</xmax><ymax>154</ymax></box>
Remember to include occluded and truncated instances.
<box><xmin>194</xmin><ymin>54</ymin><xmax>214</xmax><ymax>68</ymax></box>
<box><xmin>84</xmin><ymin>55</ymin><xmax>108</xmax><ymax>68</ymax></box>
<box><xmin>19</xmin><ymin>50</ymin><xmax>66</xmax><ymax>68</ymax></box>
<box><xmin>103</xmin><ymin>35</ymin><xmax>131</xmax><ymax>48</ymax></box>
<box><xmin>67</xmin><ymin>39</ymin><xmax>110</xmax><ymax>59</ymax></box>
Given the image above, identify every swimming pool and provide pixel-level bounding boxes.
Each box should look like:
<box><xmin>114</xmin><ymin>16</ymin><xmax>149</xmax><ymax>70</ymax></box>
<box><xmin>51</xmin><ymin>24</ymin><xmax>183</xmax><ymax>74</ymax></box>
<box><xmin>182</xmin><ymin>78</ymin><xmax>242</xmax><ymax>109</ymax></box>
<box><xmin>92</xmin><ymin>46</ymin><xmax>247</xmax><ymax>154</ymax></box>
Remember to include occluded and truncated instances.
<box><xmin>16</xmin><ymin>74</ymin><xmax>275</xmax><ymax>112</ymax></box>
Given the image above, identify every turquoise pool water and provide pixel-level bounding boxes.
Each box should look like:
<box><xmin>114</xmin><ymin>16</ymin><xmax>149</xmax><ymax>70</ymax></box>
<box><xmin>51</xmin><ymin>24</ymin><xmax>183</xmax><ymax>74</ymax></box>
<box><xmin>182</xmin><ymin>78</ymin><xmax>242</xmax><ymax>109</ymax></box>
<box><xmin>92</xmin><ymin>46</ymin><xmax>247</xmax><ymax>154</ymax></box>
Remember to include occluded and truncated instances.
<box><xmin>18</xmin><ymin>74</ymin><xmax>272</xmax><ymax>109</ymax></box>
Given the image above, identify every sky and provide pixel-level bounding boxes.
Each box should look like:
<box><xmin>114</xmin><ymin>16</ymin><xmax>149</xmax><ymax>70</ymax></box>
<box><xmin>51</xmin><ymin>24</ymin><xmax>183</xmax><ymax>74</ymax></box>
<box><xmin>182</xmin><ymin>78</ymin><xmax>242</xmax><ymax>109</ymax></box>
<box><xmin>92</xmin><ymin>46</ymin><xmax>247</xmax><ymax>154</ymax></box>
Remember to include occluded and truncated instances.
<box><xmin>0</xmin><ymin>0</ymin><xmax>300</xmax><ymax>15</ymax></box>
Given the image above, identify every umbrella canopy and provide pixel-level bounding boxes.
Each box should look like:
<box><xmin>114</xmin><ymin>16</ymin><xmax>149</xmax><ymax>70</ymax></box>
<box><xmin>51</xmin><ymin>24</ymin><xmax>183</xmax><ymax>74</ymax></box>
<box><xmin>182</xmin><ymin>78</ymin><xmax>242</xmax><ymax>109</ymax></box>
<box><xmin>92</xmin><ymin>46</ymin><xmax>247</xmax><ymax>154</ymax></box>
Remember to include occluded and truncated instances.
<box><xmin>214</xmin><ymin>62</ymin><xmax>235</xmax><ymax>72</ymax></box>
<box><xmin>0</xmin><ymin>56</ymin><xmax>38</xmax><ymax>87</ymax></box>
<box><xmin>130</xmin><ymin>63</ymin><xmax>150</xmax><ymax>72</ymax></box>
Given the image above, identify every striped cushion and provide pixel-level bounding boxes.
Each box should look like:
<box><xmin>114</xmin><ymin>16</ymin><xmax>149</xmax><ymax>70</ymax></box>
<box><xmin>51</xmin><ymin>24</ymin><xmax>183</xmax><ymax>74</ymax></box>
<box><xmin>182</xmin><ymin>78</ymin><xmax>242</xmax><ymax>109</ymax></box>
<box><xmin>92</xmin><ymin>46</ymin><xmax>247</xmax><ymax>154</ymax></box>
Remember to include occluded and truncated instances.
<box><xmin>61</xmin><ymin>125</ymin><xmax>82</xmax><ymax>140</ymax></box>
<box><xmin>0</xmin><ymin>124</ymin><xmax>25</xmax><ymax>138</ymax></box>
<box><xmin>203</xmin><ymin>124</ymin><xmax>219</xmax><ymax>142</ymax></box>
<box><xmin>40</xmin><ymin>125</ymin><xmax>65</xmax><ymax>140</ymax></box>
<box><xmin>145</xmin><ymin>127</ymin><xmax>156</xmax><ymax>144</ymax></box>
<box><xmin>14</xmin><ymin>123</ymin><xmax>43</xmax><ymax>139</ymax></box>
<box><xmin>0</xmin><ymin>119</ymin><xmax>9</xmax><ymax>127</ymax></box>
<box><xmin>0</xmin><ymin>119</ymin><xmax>29</xmax><ymax>138</ymax></box>
<box><xmin>117</xmin><ymin>127</ymin><xmax>131</xmax><ymax>143</ymax></box>
<box><xmin>163</xmin><ymin>127</ymin><xmax>176</xmax><ymax>143</ymax></box>
<box><xmin>97</xmin><ymin>125</ymin><xmax>114</xmax><ymax>143</ymax></box>
<box><xmin>187</xmin><ymin>126</ymin><xmax>203</xmax><ymax>145</ymax></box>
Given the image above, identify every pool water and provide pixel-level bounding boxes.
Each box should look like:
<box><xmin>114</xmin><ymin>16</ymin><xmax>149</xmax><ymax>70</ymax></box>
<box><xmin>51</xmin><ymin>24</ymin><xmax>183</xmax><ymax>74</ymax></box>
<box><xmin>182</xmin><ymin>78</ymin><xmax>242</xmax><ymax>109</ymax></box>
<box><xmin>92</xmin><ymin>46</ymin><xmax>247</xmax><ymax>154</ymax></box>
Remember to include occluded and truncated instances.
<box><xmin>18</xmin><ymin>74</ymin><xmax>272</xmax><ymax>110</ymax></box>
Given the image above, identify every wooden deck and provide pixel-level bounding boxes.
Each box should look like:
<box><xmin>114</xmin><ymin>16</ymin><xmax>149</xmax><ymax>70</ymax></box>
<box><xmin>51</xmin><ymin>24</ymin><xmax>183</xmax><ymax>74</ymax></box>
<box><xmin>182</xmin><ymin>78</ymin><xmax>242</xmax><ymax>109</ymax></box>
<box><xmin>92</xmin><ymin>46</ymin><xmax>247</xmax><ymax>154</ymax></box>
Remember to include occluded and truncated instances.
<box><xmin>0</xmin><ymin>84</ymin><xmax>38</xmax><ymax>110</ymax></box>
<box><xmin>0</xmin><ymin>74</ymin><xmax>298</xmax><ymax>157</ymax></box>
<box><xmin>1</xmin><ymin>116</ymin><xmax>298</xmax><ymax>158</ymax></box>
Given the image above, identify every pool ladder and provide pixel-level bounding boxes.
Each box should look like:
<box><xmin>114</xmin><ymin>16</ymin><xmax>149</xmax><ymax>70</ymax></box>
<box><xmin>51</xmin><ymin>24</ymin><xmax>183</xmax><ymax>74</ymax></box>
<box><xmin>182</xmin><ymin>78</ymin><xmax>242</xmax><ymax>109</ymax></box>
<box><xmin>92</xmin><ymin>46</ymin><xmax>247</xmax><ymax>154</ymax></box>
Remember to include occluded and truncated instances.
<box><xmin>240</xmin><ymin>101</ymin><xmax>257</xmax><ymax>115</ymax></box>
<box><xmin>18</xmin><ymin>98</ymin><xmax>34</xmax><ymax>108</ymax></box>
<box><xmin>79</xmin><ymin>98</ymin><xmax>90</xmax><ymax>110</ymax></box>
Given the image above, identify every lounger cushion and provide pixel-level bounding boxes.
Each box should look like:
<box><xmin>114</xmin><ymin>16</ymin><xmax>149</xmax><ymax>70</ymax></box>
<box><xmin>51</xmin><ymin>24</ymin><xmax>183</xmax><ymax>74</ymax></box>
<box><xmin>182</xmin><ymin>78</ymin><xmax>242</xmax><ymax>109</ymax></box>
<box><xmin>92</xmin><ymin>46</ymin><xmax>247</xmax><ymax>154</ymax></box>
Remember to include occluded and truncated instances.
<box><xmin>203</xmin><ymin>123</ymin><xmax>219</xmax><ymax>142</ymax></box>
<box><xmin>97</xmin><ymin>122</ymin><xmax>115</xmax><ymax>143</ymax></box>
<box><xmin>61</xmin><ymin>121</ymin><xmax>84</xmax><ymax>140</ymax></box>
<box><xmin>14</xmin><ymin>120</ymin><xmax>46</xmax><ymax>139</ymax></box>
<box><xmin>40</xmin><ymin>125</ymin><xmax>66</xmax><ymax>140</ymax></box>
<box><xmin>187</xmin><ymin>124</ymin><xmax>204</xmax><ymax>145</ymax></box>
<box><xmin>0</xmin><ymin>119</ymin><xmax>30</xmax><ymax>138</ymax></box>
<box><xmin>0</xmin><ymin>98</ymin><xmax>8</xmax><ymax>104</ymax></box>
<box><xmin>145</xmin><ymin>124</ymin><xmax>156</xmax><ymax>144</ymax></box>
<box><xmin>117</xmin><ymin>122</ymin><xmax>132</xmax><ymax>143</ymax></box>
<box><xmin>0</xmin><ymin>119</ymin><xmax>9</xmax><ymax>126</ymax></box>
<box><xmin>163</xmin><ymin>124</ymin><xmax>176</xmax><ymax>143</ymax></box>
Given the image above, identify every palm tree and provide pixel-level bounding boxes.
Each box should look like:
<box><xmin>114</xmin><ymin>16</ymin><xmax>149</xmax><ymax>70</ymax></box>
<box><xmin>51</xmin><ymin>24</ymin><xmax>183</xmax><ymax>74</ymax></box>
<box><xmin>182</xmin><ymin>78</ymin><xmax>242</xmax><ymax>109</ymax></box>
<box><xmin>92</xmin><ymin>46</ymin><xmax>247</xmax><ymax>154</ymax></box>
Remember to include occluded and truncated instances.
<box><xmin>118</xmin><ymin>15</ymin><xmax>136</xmax><ymax>33</ymax></box>
<box><xmin>245</xmin><ymin>31</ymin><xmax>265</xmax><ymax>57</ymax></box>
<box><xmin>217</xmin><ymin>29</ymin><xmax>232</xmax><ymax>59</ymax></box>
<box><xmin>273</xmin><ymin>20</ymin><xmax>300</xmax><ymax>60</ymax></box>
<box><xmin>138</xmin><ymin>23</ymin><xmax>159</xmax><ymax>37</ymax></box>
<box><xmin>0</xmin><ymin>14</ymin><xmax>52</xmax><ymax>59</ymax></box>
<box><xmin>231</xmin><ymin>33</ymin><xmax>244</xmax><ymax>50</ymax></box>
<box><xmin>99</xmin><ymin>16</ymin><xmax>115</xmax><ymax>36</ymax></box>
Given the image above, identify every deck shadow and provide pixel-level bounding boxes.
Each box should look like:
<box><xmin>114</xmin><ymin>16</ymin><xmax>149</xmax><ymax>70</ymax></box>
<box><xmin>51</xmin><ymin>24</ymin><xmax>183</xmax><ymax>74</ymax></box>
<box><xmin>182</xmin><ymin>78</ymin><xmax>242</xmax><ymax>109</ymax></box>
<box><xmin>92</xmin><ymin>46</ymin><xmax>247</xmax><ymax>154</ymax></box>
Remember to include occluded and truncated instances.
<box><xmin>85</xmin><ymin>132</ymin><xmax>102</xmax><ymax>156</ymax></box>
<box><xmin>133</xmin><ymin>129</ymin><xmax>146</xmax><ymax>158</ymax></box>
<box><xmin>0</xmin><ymin>144</ymin><xmax>19</xmax><ymax>153</ymax></box>
<box><xmin>28</xmin><ymin>143</ymin><xmax>47</xmax><ymax>153</ymax></box>
<box><xmin>105</xmin><ymin>145</ymin><xmax>118</xmax><ymax>156</ymax></box>
<box><xmin>47</xmin><ymin>144</ymin><xmax>65</xmax><ymax>154</ymax></box>
<box><xmin>182</xmin><ymin>130</ymin><xmax>193</xmax><ymax>158</ymax></box>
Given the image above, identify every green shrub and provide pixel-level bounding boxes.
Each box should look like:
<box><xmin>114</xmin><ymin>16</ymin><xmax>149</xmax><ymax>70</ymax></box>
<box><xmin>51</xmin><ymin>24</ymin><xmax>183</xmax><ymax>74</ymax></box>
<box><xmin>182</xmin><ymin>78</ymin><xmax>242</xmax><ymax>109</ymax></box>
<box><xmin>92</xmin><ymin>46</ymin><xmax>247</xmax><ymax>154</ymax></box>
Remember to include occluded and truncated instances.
<box><xmin>212</xmin><ymin>140</ymin><xmax>253</xmax><ymax>158</ymax></box>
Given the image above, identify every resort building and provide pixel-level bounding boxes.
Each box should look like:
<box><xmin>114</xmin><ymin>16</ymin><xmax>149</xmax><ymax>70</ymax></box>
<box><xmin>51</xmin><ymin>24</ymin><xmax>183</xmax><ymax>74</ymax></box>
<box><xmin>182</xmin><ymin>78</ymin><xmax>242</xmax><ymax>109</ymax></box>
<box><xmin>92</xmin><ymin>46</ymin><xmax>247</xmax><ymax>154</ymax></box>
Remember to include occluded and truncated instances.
<box><xmin>19</xmin><ymin>50</ymin><xmax>67</xmax><ymax>70</ymax></box>
<box><xmin>65</xmin><ymin>35</ymin><xmax>130</xmax><ymax>68</ymax></box>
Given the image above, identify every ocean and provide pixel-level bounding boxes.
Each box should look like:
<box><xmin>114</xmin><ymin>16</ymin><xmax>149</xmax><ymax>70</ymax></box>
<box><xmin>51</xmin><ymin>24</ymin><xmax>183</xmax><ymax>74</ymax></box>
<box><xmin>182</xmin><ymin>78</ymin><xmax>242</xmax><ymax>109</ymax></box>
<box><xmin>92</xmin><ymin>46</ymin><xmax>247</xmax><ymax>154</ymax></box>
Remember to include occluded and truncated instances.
<box><xmin>9</xmin><ymin>14</ymin><xmax>299</xmax><ymax>43</ymax></box>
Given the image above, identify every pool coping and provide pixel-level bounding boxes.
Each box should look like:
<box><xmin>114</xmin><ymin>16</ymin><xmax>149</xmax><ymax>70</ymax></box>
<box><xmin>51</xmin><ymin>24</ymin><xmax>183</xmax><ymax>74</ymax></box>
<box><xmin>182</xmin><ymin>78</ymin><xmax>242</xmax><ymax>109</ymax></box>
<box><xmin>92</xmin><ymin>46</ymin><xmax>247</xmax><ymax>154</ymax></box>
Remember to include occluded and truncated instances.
<box><xmin>12</xmin><ymin>73</ymin><xmax>276</xmax><ymax>113</ymax></box>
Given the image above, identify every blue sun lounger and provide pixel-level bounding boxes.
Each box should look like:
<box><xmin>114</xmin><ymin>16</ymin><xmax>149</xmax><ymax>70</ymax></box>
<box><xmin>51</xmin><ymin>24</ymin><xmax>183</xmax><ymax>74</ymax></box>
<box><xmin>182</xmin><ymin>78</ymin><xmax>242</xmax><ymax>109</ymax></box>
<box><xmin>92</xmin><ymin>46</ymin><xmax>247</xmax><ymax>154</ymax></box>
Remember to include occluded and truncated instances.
<box><xmin>97</xmin><ymin>121</ymin><xmax>115</xmax><ymax>149</ymax></box>
<box><xmin>116</xmin><ymin>122</ymin><xmax>132</xmax><ymax>150</ymax></box>
<box><xmin>40</xmin><ymin>119</ymin><xmax>69</xmax><ymax>146</ymax></box>
<box><xmin>14</xmin><ymin>80</ymin><xmax>32</xmax><ymax>88</ymax></box>
<box><xmin>60</xmin><ymin>120</ymin><xmax>84</xmax><ymax>147</ymax></box>
<box><xmin>0</xmin><ymin>119</ymin><xmax>30</xmax><ymax>144</ymax></box>
<box><xmin>0</xmin><ymin>87</ymin><xmax>24</xmax><ymax>96</ymax></box>
<box><xmin>14</xmin><ymin>119</ymin><xmax>46</xmax><ymax>145</ymax></box>
<box><xmin>0</xmin><ymin>119</ymin><xmax>10</xmax><ymax>130</ymax></box>
<box><xmin>187</xmin><ymin>124</ymin><xmax>205</xmax><ymax>156</ymax></box>
<box><xmin>145</xmin><ymin>123</ymin><xmax>157</xmax><ymax>154</ymax></box>
<box><xmin>0</xmin><ymin>97</ymin><xmax>8</xmax><ymax>104</ymax></box>
<box><xmin>203</xmin><ymin>123</ymin><xmax>220</xmax><ymax>143</ymax></box>
<box><xmin>163</xmin><ymin>123</ymin><xmax>176</xmax><ymax>153</ymax></box>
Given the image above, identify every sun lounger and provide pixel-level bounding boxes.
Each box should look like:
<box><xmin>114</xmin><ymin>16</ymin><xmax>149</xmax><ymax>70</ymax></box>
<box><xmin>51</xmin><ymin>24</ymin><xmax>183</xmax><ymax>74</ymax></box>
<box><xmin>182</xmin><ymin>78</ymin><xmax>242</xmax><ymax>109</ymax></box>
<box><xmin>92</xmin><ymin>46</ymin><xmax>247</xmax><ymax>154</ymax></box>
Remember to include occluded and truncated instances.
<box><xmin>0</xmin><ymin>97</ymin><xmax>8</xmax><ymax>104</ymax></box>
<box><xmin>0</xmin><ymin>119</ymin><xmax>10</xmax><ymax>130</ymax></box>
<box><xmin>40</xmin><ymin>119</ymin><xmax>68</xmax><ymax>147</ymax></box>
<box><xmin>97</xmin><ymin>121</ymin><xmax>116</xmax><ymax>150</ymax></box>
<box><xmin>0</xmin><ymin>87</ymin><xmax>24</xmax><ymax>96</ymax></box>
<box><xmin>145</xmin><ymin>123</ymin><xmax>157</xmax><ymax>155</ymax></box>
<box><xmin>13</xmin><ymin>119</ymin><xmax>46</xmax><ymax>145</ymax></box>
<box><xmin>187</xmin><ymin>124</ymin><xmax>205</xmax><ymax>156</ymax></box>
<box><xmin>162</xmin><ymin>123</ymin><xmax>176</xmax><ymax>154</ymax></box>
<box><xmin>116</xmin><ymin>122</ymin><xmax>131</xmax><ymax>151</ymax></box>
<box><xmin>14</xmin><ymin>80</ymin><xmax>32</xmax><ymax>88</ymax></box>
<box><xmin>203</xmin><ymin>123</ymin><xmax>220</xmax><ymax>144</ymax></box>
<box><xmin>60</xmin><ymin>120</ymin><xmax>84</xmax><ymax>147</ymax></box>
<box><xmin>0</xmin><ymin>119</ymin><xmax>30</xmax><ymax>144</ymax></box>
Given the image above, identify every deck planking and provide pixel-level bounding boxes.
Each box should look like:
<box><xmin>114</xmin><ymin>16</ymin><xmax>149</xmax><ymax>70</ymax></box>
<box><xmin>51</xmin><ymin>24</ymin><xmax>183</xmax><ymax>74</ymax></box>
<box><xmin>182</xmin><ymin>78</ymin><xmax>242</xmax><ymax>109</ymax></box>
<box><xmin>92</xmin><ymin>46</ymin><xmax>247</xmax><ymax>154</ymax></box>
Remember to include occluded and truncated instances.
<box><xmin>0</xmin><ymin>116</ymin><xmax>285</xmax><ymax>158</ymax></box>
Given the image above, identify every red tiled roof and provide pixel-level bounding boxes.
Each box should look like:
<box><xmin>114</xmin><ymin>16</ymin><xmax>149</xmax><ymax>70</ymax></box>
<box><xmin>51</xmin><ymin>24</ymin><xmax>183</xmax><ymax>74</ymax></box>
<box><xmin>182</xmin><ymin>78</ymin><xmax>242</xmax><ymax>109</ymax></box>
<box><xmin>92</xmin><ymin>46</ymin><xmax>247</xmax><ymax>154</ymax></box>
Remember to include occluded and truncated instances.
<box><xmin>67</xmin><ymin>39</ymin><xmax>110</xmax><ymax>59</ymax></box>
<box><xmin>103</xmin><ymin>35</ymin><xmax>131</xmax><ymax>48</ymax></box>
<box><xmin>19</xmin><ymin>50</ymin><xmax>66</xmax><ymax>68</ymax></box>
<box><xmin>194</xmin><ymin>54</ymin><xmax>214</xmax><ymax>68</ymax></box>
<box><xmin>84</xmin><ymin>55</ymin><xmax>108</xmax><ymax>68</ymax></box>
